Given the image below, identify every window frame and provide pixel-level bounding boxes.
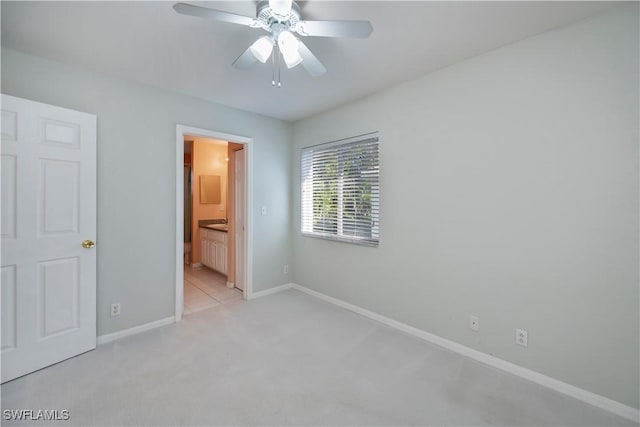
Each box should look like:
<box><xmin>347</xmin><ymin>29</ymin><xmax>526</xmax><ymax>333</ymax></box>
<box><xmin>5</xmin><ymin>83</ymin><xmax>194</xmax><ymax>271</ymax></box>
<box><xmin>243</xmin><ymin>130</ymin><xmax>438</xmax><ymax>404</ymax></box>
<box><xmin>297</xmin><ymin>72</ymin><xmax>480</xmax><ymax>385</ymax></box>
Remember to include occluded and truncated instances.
<box><xmin>300</xmin><ymin>132</ymin><xmax>380</xmax><ymax>247</ymax></box>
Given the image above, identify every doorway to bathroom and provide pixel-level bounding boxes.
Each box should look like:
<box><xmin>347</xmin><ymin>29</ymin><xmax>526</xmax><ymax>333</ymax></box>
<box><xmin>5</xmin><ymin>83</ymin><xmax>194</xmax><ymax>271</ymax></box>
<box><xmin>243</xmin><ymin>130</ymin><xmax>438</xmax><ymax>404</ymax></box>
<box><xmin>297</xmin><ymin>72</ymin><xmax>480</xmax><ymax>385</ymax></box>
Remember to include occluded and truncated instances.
<box><xmin>175</xmin><ymin>125</ymin><xmax>253</xmax><ymax>321</ymax></box>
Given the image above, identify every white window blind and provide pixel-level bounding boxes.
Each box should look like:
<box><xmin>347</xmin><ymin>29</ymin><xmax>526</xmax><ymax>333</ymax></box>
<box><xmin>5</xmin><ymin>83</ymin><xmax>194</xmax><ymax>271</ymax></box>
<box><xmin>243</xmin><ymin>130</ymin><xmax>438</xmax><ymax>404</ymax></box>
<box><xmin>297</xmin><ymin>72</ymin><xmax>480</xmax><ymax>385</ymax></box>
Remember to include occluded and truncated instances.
<box><xmin>301</xmin><ymin>132</ymin><xmax>379</xmax><ymax>247</ymax></box>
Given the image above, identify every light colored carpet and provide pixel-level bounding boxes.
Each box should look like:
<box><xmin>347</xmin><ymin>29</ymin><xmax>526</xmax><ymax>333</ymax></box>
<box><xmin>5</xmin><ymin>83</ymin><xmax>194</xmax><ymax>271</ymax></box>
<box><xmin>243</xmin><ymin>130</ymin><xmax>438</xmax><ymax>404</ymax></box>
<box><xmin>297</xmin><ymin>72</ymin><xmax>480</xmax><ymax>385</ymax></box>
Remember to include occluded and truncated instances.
<box><xmin>1</xmin><ymin>289</ymin><xmax>635</xmax><ymax>426</ymax></box>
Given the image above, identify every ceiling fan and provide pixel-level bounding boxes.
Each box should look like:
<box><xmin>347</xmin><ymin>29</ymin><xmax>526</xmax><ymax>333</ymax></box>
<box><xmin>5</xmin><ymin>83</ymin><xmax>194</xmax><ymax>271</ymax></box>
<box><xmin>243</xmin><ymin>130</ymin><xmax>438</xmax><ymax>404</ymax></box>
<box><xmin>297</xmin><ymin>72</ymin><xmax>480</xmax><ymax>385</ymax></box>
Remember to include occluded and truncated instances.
<box><xmin>173</xmin><ymin>0</ymin><xmax>373</xmax><ymax>85</ymax></box>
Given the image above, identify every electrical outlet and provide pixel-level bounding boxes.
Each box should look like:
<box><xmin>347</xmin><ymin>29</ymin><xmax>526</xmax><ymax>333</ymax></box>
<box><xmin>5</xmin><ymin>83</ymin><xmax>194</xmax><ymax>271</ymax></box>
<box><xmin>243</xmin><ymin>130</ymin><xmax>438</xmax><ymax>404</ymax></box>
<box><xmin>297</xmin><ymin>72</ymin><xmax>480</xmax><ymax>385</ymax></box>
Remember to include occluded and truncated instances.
<box><xmin>110</xmin><ymin>303</ymin><xmax>121</xmax><ymax>317</ymax></box>
<box><xmin>469</xmin><ymin>315</ymin><xmax>479</xmax><ymax>331</ymax></box>
<box><xmin>516</xmin><ymin>328</ymin><xmax>528</xmax><ymax>347</ymax></box>
<box><xmin>219</xmin><ymin>204</ymin><xmax>225</xmax><ymax>211</ymax></box>
<box><xmin>284</xmin><ymin>264</ymin><xmax>289</xmax><ymax>274</ymax></box>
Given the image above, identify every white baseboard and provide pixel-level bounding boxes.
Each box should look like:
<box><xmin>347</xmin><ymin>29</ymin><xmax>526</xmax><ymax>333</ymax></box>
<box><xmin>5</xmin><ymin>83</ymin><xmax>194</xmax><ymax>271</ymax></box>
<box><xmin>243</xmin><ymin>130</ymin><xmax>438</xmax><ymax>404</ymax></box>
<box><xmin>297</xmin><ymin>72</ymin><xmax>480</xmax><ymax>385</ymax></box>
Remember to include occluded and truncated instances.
<box><xmin>248</xmin><ymin>283</ymin><xmax>293</xmax><ymax>300</ymax></box>
<box><xmin>290</xmin><ymin>283</ymin><xmax>639</xmax><ymax>423</ymax></box>
<box><xmin>226</xmin><ymin>281</ymin><xmax>234</xmax><ymax>289</ymax></box>
<box><xmin>97</xmin><ymin>316</ymin><xmax>175</xmax><ymax>345</ymax></box>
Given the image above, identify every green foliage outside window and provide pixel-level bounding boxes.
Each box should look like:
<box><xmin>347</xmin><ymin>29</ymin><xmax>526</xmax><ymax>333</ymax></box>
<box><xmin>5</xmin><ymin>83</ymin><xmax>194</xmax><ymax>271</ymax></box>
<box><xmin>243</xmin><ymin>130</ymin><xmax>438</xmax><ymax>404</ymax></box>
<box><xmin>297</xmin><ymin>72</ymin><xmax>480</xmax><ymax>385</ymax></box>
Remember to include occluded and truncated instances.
<box><xmin>311</xmin><ymin>145</ymin><xmax>377</xmax><ymax>238</ymax></box>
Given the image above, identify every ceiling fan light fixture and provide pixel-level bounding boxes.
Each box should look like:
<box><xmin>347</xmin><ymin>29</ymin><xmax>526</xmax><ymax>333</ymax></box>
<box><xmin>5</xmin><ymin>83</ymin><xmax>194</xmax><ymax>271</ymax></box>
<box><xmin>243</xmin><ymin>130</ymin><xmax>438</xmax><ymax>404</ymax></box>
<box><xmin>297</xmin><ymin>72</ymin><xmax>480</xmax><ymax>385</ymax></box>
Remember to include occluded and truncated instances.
<box><xmin>250</xmin><ymin>36</ymin><xmax>274</xmax><ymax>63</ymax></box>
<box><xmin>281</xmin><ymin>48</ymin><xmax>303</xmax><ymax>68</ymax></box>
<box><xmin>278</xmin><ymin>30</ymin><xmax>303</xmax><ymax>68</ymax></box>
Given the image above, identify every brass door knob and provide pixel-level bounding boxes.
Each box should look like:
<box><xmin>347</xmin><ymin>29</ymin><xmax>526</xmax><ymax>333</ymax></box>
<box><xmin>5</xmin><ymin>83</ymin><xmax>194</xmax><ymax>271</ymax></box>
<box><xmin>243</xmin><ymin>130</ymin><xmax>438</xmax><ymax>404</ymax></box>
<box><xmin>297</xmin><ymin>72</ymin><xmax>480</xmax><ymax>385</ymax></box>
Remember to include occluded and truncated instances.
<box><xmin>82</xmin><ymin>240</ymin><xmax>96</xmax><ymax>249</ymax></box>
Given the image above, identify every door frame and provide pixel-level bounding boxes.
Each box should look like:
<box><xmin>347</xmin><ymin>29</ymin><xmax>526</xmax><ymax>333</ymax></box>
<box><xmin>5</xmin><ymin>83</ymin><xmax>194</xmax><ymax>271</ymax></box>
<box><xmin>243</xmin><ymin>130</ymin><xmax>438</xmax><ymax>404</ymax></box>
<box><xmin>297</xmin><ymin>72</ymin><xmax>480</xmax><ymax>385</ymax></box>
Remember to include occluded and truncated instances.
<box><xmin>233</xmin><ymin>147</ymin><xmax>246</xmax><ymax>292</ymax></box>
<box><xmin>175</xmin><ymin>125</ymin><xmax>253</xmax><ymax>322</ymax></box>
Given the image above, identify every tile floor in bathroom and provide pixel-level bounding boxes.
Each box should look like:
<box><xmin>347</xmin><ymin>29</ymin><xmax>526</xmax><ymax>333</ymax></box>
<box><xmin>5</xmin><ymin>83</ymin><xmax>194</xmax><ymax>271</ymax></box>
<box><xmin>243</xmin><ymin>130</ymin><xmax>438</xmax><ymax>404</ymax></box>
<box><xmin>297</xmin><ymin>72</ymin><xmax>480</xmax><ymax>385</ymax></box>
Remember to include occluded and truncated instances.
<box><xmin>183</xmin><ymin>264</ymin><xmax>243</xmax><ymax>314</ymax></box>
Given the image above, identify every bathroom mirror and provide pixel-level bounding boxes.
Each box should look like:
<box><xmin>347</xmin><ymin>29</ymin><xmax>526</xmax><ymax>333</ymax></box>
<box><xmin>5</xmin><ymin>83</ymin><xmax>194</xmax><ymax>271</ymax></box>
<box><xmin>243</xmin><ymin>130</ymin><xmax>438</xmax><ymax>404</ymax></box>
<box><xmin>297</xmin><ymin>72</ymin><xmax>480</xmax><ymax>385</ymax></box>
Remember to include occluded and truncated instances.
<box><xmin>200</xmin><ymin>175</ymin><xmax>221</xmax><ymax>204</ymax></box>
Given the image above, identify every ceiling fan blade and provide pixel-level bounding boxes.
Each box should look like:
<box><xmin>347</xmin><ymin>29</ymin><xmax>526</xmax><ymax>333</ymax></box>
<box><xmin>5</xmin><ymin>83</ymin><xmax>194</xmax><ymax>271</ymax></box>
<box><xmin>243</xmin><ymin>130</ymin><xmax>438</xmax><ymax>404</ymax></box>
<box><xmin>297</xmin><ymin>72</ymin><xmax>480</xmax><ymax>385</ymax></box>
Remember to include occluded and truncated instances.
<box><xmin>232</xmin><ymin>46</ymin><xmax>258</xmax><ymax>70</ymax></box>
<box><xmin>297</xmin><ymin>40</ymin><xmax>326</xmax><ymax>77</ymax></box>
<box><xmin>173</xmin><ymin>3</ymin><xmax>259</xmax><ymax>27</ymax></box>
<box><xmin>296</xmin><ymin>20</ymin><xmax>373</xmax><ymax>38</ymax></box>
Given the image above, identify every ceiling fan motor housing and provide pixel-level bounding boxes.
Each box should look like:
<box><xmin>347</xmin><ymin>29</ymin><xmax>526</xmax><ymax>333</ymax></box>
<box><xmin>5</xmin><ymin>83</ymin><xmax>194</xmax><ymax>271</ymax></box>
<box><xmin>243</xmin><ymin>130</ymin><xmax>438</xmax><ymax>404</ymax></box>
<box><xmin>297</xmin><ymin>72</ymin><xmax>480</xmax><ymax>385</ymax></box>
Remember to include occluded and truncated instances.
<box><xmin>256</xmin><ymin>0</ymin><xmax>301</xmax><ymax>30</ymax></box>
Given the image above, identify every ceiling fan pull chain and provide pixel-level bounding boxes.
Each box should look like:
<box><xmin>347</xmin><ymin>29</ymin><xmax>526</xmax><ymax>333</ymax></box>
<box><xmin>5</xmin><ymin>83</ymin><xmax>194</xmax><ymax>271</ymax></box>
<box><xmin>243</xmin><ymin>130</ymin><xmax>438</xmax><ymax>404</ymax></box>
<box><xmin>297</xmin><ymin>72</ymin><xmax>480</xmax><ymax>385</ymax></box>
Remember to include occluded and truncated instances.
<box><xmin>278</xmin><ymin>48</ymin><xmax>282</xmax><ymax>88</ymax></box>
<box><xmin>271</xmin><ymin>45</ymin><xmax>276</xmax><ymax>86</ymax></box>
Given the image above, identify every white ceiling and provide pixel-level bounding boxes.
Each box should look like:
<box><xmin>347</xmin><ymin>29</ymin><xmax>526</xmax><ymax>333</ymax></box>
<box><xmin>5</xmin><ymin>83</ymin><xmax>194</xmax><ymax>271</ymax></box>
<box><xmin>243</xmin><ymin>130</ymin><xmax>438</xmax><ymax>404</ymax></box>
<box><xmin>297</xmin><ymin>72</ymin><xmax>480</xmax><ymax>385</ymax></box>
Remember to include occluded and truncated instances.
<box><xmin>1</xmin><ymin>1</ymin><xmax>617</xmax><ymax>122</ymax></box>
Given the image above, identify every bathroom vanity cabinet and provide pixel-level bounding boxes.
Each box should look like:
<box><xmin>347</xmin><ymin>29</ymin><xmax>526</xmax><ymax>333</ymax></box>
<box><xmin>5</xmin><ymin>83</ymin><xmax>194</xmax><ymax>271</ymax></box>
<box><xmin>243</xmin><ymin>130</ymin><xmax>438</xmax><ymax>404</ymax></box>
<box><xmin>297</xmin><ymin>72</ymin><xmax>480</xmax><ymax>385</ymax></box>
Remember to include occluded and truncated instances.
<box><xmin>199</xmin><ymin>228</ymin><xmax>227</xmax><ymax>275</ymax></box>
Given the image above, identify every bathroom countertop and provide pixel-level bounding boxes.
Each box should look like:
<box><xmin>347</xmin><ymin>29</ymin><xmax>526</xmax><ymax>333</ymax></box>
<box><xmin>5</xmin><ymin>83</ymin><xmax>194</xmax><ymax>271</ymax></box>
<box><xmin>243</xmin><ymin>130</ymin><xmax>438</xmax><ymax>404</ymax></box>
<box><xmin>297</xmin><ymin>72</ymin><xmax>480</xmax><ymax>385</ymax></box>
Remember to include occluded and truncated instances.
<box><xmin>198</xmin><ymin>219</ymin><xmax>228</xmax><ymax>232</ymax></box>
<box><xmin>201</xmin><ymin>224</ymin><xmax>228</xmax><ymax>232</ymax></box>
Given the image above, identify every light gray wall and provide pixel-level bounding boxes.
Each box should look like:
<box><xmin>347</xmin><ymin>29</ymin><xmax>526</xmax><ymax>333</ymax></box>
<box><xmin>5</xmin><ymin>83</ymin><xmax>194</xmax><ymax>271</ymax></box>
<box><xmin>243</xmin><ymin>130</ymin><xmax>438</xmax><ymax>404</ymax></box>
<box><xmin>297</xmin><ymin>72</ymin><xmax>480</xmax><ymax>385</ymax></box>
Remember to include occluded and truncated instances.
<box><xmin>292</xmin><ymin>5</ymin><xmax>639</xmax><ymax>409</ymax></box>
<box><xmin>1</xmin><ymin>48</ymin><xmax>293</xmax><ymax>336</ymax></box>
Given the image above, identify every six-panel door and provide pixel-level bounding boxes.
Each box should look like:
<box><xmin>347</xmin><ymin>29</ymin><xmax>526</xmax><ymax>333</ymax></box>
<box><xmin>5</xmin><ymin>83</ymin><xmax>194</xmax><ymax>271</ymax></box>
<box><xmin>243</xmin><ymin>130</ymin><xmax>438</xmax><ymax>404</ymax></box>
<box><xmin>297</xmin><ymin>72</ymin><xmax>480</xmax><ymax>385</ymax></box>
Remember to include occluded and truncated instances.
<box><xmin>1</xmin><ymin>95</ymin><xmax>97</xmax><ymax>383</ymax></box>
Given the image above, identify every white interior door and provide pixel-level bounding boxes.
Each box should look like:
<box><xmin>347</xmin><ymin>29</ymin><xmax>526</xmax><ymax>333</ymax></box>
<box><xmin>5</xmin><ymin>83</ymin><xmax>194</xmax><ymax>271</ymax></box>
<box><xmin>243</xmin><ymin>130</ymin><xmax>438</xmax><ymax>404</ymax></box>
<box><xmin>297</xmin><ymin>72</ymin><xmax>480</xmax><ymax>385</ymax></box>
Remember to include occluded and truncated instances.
<box><xmin>1</xmin><ymin>94</ymin><xmax>97</xmax><ymax>383</ymax></box>
<box><xmin>234</xmin><ymin>148</ymin><xmax>245</xmax><ymax>291</ymax></box>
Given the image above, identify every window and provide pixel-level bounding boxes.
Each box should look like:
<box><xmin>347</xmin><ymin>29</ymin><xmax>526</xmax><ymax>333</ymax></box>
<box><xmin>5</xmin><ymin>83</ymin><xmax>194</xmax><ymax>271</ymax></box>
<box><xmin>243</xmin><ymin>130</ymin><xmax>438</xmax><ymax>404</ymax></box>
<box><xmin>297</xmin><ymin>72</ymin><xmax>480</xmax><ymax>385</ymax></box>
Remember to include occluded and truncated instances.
<box><xmin>301</xmin><ymin>132</ymin><xmax>379</xmax><ymax>246</ymax></box>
